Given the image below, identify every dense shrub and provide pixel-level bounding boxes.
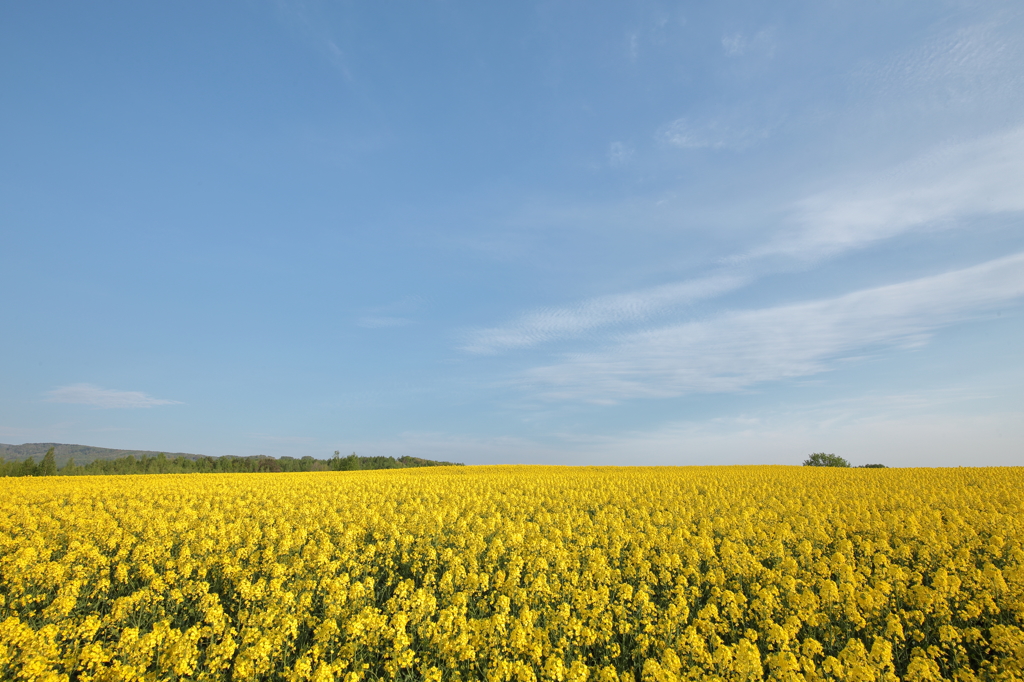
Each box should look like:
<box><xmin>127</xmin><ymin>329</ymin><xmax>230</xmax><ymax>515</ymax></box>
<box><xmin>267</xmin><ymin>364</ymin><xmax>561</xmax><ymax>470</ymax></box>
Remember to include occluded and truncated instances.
<box><xmin>802</xmin><ymin>452</ymin><xmax>851</xmax><ymax>467</ymax></box>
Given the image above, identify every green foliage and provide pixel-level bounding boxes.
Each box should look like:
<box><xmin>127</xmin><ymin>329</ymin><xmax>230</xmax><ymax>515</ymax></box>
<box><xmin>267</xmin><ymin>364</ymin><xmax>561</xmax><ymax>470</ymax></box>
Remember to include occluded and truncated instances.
<box><xmin>1</xmin><ymin>450</ymin><xmax>462</xmax><ymax>477</ymax></box>
<box><xmin>18</xmin><ymin>458</ymin><xmax>38</xmax><ymax>476</ymax></box>
<box><xmin>39</xmin><ymin>447</ymin><xmax>58</xmax><ymax>476</ymax></box>
<box><xmin>802</xmin><ymin>452</ymin><xmax>850</xmax><ymax>467</ymax></box>
<box><xmin>859</xmin><ymin>463</ymin><xmax>887</xmax><ymax>468</ymax></box>
<box><xmin>328</xmin><ymin>452</ymin><xmax>363</xmax><ymax>471</ymax></box>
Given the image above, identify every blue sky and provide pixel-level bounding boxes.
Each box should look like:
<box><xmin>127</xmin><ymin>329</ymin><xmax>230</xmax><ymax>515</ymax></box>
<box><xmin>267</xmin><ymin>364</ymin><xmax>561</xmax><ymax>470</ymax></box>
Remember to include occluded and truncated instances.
<box><xmin>2</xmin><ymin>1</ymin><xmax>1023</xmax><ymax>466</ymax></box>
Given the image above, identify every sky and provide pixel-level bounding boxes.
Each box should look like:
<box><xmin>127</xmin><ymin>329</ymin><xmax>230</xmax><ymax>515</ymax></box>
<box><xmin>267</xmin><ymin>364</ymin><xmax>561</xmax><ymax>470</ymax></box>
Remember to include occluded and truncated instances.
<box><xmin>2</xmin><ymin>1</ymin><xmax>1023</xmax><ymax>467</ymax></box>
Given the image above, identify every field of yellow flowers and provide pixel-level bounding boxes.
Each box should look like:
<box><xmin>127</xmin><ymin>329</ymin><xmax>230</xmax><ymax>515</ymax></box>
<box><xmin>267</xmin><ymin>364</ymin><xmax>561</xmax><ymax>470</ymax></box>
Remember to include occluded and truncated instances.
<box><xmin>1</xmin><ymin>466</ymin><xmax>1022</xmax><ymax>681</ymax></box>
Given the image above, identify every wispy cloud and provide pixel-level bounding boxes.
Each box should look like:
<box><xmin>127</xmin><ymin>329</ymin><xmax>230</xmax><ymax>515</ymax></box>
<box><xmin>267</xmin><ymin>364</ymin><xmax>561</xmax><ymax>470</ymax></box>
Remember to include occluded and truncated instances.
<box><xmin>465</xmin><ymin>121</ymin><xmax>1024</xmax><ymax>359</ymax></box>
<box><xmin>625</xmin><ymin>31</ymin><xmax>639</xmax><ymax>61</ymax></box>
<box><xmin>461</xmin><ymin>273</ymin><xmax>749</xmax><ymax>354</ymax></box>
<box><xmin>721</xmin><ymin>28</ymin><xmax>777</xmax><ymax>58</ymax></box>
<box><xmin>607</xmin><ymin>141</ymin><xmax>633</xmax><ymax>167</ymax></box>
<box><xmin>657</xmin><ymin>117</ymin><xmax>766</xmax><ymax>150</ymax></box>
<box><xmin>46</xmin><ymin>384</ymin><xmax>182</xmax><ymax>409</ymax></box>
<box><xmin>862</xmin><ymin>13</ymin><xmax>1024</xmax><ymax>109</ymax></box>
<box><xmin>522</xmin><ymin>252</ymin><xmax>1024</xmax><ymax>402</ymax></box>
<box><xmin>743</xmin><ymin>125</ymin><xmax>1024</xmax><ymax>262</ymax></box>
<box><xmin>272</xmin><ymin>1</ymin><xmax>355</xmax><ymax>81</ymax></box>
<box><xmin>356</xmin><ymin>316</ymin><xmax>414</xmax><ymax>329</ymax></box>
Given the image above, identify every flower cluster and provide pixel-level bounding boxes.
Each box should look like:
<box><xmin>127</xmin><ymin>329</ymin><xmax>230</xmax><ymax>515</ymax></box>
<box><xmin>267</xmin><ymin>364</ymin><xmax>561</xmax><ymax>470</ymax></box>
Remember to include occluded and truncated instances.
<box><xmin>1</xmin><ymin>466</ymin><xmax>1022</xmax><ymax>681</ymax></box>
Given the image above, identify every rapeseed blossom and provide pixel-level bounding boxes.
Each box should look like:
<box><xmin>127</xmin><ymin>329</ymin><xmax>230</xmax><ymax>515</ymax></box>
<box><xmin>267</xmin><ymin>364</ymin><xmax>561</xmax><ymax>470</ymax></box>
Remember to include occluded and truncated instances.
<box><xmin>1</xmin><ymin>466</ymin><xmax>1022</xmax><ymax>680</ymax></box>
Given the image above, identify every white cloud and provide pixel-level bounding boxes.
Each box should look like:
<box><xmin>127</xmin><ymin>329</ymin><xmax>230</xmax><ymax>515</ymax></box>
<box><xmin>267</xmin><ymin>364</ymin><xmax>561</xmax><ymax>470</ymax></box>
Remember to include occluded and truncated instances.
<box><xmin>607</xmin><ymin>141</ymin><xmax>633</xmax><ymax>167</ymax></box>
<box><xmin>463</xmin><ymin>17</ymin><xmax>1024</xmax><ymax>380</ymax></box>
<box><xmin>626</xmin><ymin>31</ymin><xmax>639</xmax><ymax>61</ymax></box>
<box><xmin>733</xmin><ymin>125</ymin><xmax>1024</xmax><ymax>264</ymax></box>
<box><xmin>46</xmin><ymin>384</ymin><xmax>182</xmax><ymax>409</ymax></box>
<box><xmin>721</xmin><ymin>34</ymin><xmax>746</xmax><ymax>57</ymax></box>
<box><xmin>523</xmin><ymin>252</ymin><xmax>1024</xmax><ymax>402</ymax></box>
<box><xmin>658</xmin><ymin>117</ymin><xmax>766</xmax><ymax>150</ymax></box>
<box><xmin>461</xmin><ymin>273</ymin><xmax>749</xmax><ymax>354</ymax></box>
<box><xmin>721</xmin><ymin>28</ymin><xmax>777</xmax><ymax>58</ymax></box>
<box><xmin>466</xmin><ymin>122</ymin><xmax>1024</xmax><ymax>359</ymax></box>
<box><xmin>863</xmin><ymin>14</ymin><xmax>1024</xmax><ymax>110</ymax></box>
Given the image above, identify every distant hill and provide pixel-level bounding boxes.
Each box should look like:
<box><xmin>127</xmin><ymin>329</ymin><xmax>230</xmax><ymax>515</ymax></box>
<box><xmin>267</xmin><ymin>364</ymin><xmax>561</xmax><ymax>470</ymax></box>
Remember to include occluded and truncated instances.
<box><xmin>0</xmin><ymin>442</ymin><xmax>204</xmax><ymax>468</ymax></box>
<box><xmin>0</xmin><ymin>443</ymin><xmax>463</xmax><ymax>475</ymax></box>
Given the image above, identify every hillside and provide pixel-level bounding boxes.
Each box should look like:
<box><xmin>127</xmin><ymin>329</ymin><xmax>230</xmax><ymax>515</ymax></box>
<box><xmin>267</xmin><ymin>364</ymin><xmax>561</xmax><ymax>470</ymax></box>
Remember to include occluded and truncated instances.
<box><xmin>0</xmin><ymin>443</ymin><xmax>462</xmax><ymax>476</ymax></box>
<box><xmin>0</xmin><ymin>442</ymin><xmax>203</xmax><ymax>468</ymax></box>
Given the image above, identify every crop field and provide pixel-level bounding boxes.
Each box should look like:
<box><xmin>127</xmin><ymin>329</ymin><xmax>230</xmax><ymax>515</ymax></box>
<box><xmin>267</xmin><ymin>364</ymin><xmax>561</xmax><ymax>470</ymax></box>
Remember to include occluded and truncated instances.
<box><xmin>1</xmin><ymin>466</ymin><xmax>1022</xmax><ymax>681</ymax></box>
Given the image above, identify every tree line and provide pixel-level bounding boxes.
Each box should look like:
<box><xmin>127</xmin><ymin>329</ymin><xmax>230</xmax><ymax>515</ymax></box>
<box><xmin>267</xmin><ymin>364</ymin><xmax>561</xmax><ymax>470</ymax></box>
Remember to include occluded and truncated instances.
<box><xmin>0</xmin><ymin>448</ymin><xmax>461</xmax><ymax>477</ymax></box>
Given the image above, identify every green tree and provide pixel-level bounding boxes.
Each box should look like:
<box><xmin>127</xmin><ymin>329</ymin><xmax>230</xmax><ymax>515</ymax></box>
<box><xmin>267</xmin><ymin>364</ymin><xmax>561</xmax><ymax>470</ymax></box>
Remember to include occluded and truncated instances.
<box><xmin>40</xmin><ymin>447</ymin><xmax>58</xmax><ymax>476</ymax></box>
<box><xmin>18</xmin><ymin>457</ymin><xmax>38</xmax><ymax>477</ymax></box>
<box><xmin>803</xmin><ymin>452</ymin><xmax>850</xmax><ymax>467</ymax></box>
<box><xmin>336</xmin><ymin>453</ymin><xmax>361</xmax><ymax>471</ymax></box>
<box><xmin>256</xmin><ymin>456</ymin><xmax>282</xmax><ymax>473</ymax></box>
